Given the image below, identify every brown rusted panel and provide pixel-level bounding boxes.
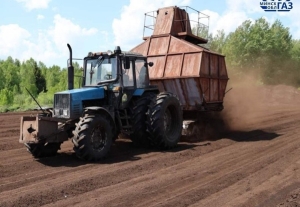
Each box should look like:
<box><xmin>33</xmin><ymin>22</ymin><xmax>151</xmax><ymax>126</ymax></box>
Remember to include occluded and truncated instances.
<box><xmin>162</xmin><ymin>79</ymin><xmax>187</xmax><ymax>106</ymax></box>
<box><xmin>20</xmin><ymin>116</ymin><xmax>37</xmax><ymax>143</ymax></box>
<box><xmin>164</xmin><ymin>54</ymin><xmax>182</xmax><ymax>77</ymax></box>
<box><xmin>148</xmin><ymin>56</ymin><xmax>165</xmax><ymax>78</ymax></box>
<box><xmin>172</xmin><ymin>8</ymin><xmax>185</xmax><ymax>35</ymax></box>
<box><xmin>172</xmin><ymin>8</ymin><xmax>192</xmax><ymax>35</ymax></box>
<box><xmin>150</xmin><ymin>80</ymin><xmax>165</xmax><ymax>92</ymax></box>
<box><xmin>219</xmin><ymin>56</ymin><xmax>228</xmax><ymax>78</ymax></box>
<box><xmin>210</xmin><ymin>54</ymin><xmax>219</xmax><ymax>78</ymax></box>
<box><xmin>200</xmin><ymin>52</ymin><xmax>209</xmax><ymax>77</ymax></box>
<box><xmin>210</xmin><ymin>79</ymin><xmax>219</xmax><ymax>102</ymax></box>
<box><xmin>181</xmin><ymin>78</ymin><xmax>202</xmax><ymax>106</ymax></box>
<box><xmin>131</xmin><ymin>39</ymin><xmax>150</xmax><ymax>56</ymax></box>
<box><xmin>153</xmin><ymin>7</ymin><xmax>174</xmax><ymax>35</ymax></box>
<box><xmin>181</xmin><ymin>9</ymin><xmax>192</xmax><ymax>34</ymax></box>
<box><xmin>168</xmin><ymin>36</ymin><xmax>202</xmax><ymax>54</ymax></box>
<box><xmin>20</xmin><ymin>116</ymin><xmax>58</xmax><ymax>144</ymax></box>
<box><xmin>199</xmin><ymin>78</ymin><xmax>210</xmax><ymax>102</ymax></box>
<box><xmin>177</xmin><ymin>32</ymin><xmax>208</xmax><ymax>44</ymax></box>
<box><xmin>181</xmin><ymin>53</ymin><xmax>201</xmax><ymax>76</ymax></box>
<box><xmin>219</xmin><ymin>79</ymin><xmax>228</xmax><ymax>101</ymax></box>
<box><xmin>148</xmin><ymin>36</ymin><xmax>170</xmax><ymax>55</ymax></box>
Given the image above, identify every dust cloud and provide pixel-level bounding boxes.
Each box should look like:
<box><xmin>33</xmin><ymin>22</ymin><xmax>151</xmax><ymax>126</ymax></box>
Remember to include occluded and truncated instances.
<box><xmin>221</xmin><ymin>71</ymin><xmax>300</xmax><ymax>131</ymax></box>
<box><xmin>221</xmin><ymin>72</ymin><xmax>266</xmax><ymax>131</ymax></box>
<box><xmin>182</xmin><ymin>71</ymin><xmax>300</xmax><ymax>142</ymax></box>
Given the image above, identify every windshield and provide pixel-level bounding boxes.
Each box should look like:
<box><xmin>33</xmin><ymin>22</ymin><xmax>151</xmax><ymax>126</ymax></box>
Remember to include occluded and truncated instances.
<box><xmin>85</xmin><ymin>57</ymin><xmax>117</xmax><ymax>86</ymax></box>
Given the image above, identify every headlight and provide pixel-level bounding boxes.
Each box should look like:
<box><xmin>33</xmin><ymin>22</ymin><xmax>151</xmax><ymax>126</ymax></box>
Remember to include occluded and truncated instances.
<box><xmin>63</xmin><ymin>109</ymin><xmax>68</xmax><ymax>116</ymax></box>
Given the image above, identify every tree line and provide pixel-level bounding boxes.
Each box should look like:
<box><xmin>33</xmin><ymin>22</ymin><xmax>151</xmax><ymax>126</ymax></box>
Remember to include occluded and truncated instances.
<box><xmin>0</xmin><ymin>58</ymin><xmax>82</xmax><ymax>112</ymax></box>
<box><xmin>203</xmin><ymin>18</ymin><xmax>300</xmax><ymax>86</ymax></box>
<box><xmin>0</xmin><ymin>17</ymin><xmax>299</xmax><ymax>111</ymax></box>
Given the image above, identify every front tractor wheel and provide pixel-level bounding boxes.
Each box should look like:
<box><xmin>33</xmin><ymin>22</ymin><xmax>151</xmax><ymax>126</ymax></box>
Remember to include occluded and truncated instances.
<box><xmin>72</xmin><ymin>113</ymin><xmax>113</xmax><ymax>161</ymax></box>
<box><xmin>147</xmin><ymin>92</ymin><xmax>183</xmax><ymax>149</ymax></box>
<box><xmin>25</xmin><ymin>142</ymin><xmax>61</xmax><ymax>158</ymax></box>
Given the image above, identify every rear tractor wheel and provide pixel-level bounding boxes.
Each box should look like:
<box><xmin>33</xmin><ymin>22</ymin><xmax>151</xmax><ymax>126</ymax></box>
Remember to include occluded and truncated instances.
<box><xmin>128</xmin><ymin>92</ymin><xmax>156</xmax><ymax>147</ymax></box>
<box><xmin>147</xmin><ymin>92</ymin><xmax>183</xmax><ymax>149</ymax></box>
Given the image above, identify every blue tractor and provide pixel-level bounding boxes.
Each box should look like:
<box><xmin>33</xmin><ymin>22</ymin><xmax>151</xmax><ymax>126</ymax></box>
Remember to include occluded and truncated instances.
<box><xmin>20</xmin><ymin>44</ymin><xmax>183</xmax><ymax>161</ymax></box>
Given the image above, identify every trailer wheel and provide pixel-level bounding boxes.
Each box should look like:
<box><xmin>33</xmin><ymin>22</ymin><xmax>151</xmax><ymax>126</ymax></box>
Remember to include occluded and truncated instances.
<box><xmin>72</xmin><ymin>113</ymin><xmax>113</xmax><ymax>161</ymax></box>
<box><xmin>25</xmin><ymin>142</ymin><xmax>61</xmax><ymax>158</ymax></box>
<box><xmin>128</xmin><ymin>92</ymin><xmax>156</xmax><ymax>147</ymax></box>
<box><xmin>147</xmin><ymin>92</ymin><xmax>183</xmax><ymax>149</ymax></box>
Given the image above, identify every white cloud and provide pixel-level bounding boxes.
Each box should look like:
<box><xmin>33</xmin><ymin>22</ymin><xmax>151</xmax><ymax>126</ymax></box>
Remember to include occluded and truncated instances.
<box><xmin>276</xmin><ymin>0</ymin><xmax>300</xmax><ymax>39</ymax></box>
<box><xmin>48</xmin><ymin>14</ymin><xmax>98</xmax><ymax>55</ymax></box>
<box><xmin>0</xmin><ymin>15</ymin><xmax>99</xmax><ymax>67</ymax></box>
<box><xmin>0</xmin><ymin>25</ymin><xmax>60</xmax><ymax>65</ymax></box>
<box><xmin>22</xmin><ymin>31</ymin><xmax>58</xmax><ymax>63</ymax></box>
<box><xmin>202</xmin><ymin>9</ymin><xmax>252</xmax><ymax>36</ymax></box>
<box><xmin>37</xmin><ymin>14</ymin><xmax>45</xmax><ymax>20</ymax></box>
<box><xmin>112</xmin><ymin>0</ymin><xmax>191</xmax><ymax>50</ymax></box>
<box><xmin>223</xmin><ymin>0</ymin><xmax>300</xmax><ymax>39</ymax></box>
<box><xmin>52</xmin><ymin>7</ymin><xmax>58</xmax><ymax>12</ymax></box>
<box><xmin>202</xmin><ymin>0</ymin><xmax>261</xmax><ymax>36</ymax></box>
<box><xmin>99</xmin><ymin>31</ymin><xmax>109</xmax><ymax>44</ymax></box>
<box><xmin>0</xmin><ymin>24</ymin><xmax>30</xmax><ymax>56</ymax></box>
<box><xmin>226</xmin><ymin>0</ymin><xmax>263</xmax><ymax>13</ymax></box>
<box><xmin>16</xmin><ymin>0</ymin><xmax>51</xmax><ymax>11</ymax></box>
<box><xmin>198</xmin><ymin>0</ymin><xmax>263</xmax><ymax>36</ymax></box>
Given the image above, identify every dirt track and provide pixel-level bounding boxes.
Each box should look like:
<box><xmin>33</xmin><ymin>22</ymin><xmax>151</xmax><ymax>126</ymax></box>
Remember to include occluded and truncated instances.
<box><xmin>1</xmin><ymin>85</ymin><xmax>300</xmax><ymax>207</ymax></box>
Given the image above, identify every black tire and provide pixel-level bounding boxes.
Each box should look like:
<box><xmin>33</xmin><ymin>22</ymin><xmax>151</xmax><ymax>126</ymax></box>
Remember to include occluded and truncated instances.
<box><xmin>72</xmin><ymin>113</ymin><xmax>113</xmax><ymax>161</ymax></box>
<box><xmin>147</xmin><ymin>92</ymin><xmax>183</xmax><ymax>149</ymax></box>
<box><xmin>112</xmin><ymin>123</ymin><xmax>120</xmax><ymax>142</ymax></box>
<box><xmin>128</xmin><ymin>93</ymin><xmax>156</xmax><ymax>147</ymax></box>
<box><xmin>25</xmin><ymin>142</ymin><xmax>61</xmax><ymax>158</ymax></box>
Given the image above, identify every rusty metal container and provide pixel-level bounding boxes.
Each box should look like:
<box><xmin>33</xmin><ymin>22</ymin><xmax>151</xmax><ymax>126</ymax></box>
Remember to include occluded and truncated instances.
<box><xmin>20</xmin><ymin>116</ymin><xmax>57</xmax><ymax>143</ymax></box>
<box><xmin>131</xmin><ymin>6</ymin><xmax>229</xmax><ymax>115</ymax></box>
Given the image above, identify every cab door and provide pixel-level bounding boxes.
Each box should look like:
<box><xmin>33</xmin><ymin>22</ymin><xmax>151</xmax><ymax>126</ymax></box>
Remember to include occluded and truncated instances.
<box><xmin>119</xmin><ymin>58</ymin><xmax>136</xmax><ymax>109</ymax></box>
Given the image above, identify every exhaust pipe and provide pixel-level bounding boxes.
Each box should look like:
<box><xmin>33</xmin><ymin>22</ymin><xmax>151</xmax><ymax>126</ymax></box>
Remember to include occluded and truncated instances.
<box><xmin>67</xmin><ymin>43</ymin><xmax>74</xmax><ymax>90</ymax></box>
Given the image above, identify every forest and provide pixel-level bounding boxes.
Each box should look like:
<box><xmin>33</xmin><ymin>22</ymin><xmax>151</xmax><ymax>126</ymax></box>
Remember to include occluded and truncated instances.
<box><xmin>0</xmin><ymin>17</ymin><xmax>299</xmax><ymax>112</ymax></box>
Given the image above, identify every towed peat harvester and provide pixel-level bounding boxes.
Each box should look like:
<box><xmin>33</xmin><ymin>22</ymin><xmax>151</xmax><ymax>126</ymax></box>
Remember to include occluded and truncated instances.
<box><xmin>19</xmin><ymin>6</ymin><xmax>229</xmax><ymax>161</ymax></box>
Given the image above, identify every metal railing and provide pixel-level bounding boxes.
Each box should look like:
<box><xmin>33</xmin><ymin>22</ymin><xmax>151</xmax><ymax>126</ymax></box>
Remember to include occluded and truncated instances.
<box><xmin>143</xmin><ymin>6</ymin><xmax>209</xmax><ymax>39</ymax></box>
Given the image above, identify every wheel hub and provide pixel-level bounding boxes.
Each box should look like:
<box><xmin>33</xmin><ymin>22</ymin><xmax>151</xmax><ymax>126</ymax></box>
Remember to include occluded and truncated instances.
<box><xmin>91</xmin><ymin>125</ymin><xmax>106</xmax><ymax>151</ymax></box>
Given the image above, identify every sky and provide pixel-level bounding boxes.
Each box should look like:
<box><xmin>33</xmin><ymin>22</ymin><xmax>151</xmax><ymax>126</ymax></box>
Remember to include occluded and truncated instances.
<box><xmin>0</xmin><ymin>0</ymin><xmax>299</xmax><ymax>68</ymax></box>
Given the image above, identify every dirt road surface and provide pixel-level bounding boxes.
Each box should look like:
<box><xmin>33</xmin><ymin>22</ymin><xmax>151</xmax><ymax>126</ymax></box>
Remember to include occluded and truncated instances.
<box><xmin>0</xmin><ymin>85</ymin><xmax>300</xmax><ymax>207</ymax></box>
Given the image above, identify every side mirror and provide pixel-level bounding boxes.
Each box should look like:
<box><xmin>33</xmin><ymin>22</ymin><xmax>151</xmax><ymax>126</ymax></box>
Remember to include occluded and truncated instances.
<box><xmin>123</xmin><ymin>56</ymin><xmax>130</xmax><ymax>69</ymax></box>
<box><xmin>148</xmin><ymin>62</ymin><xmax>154</xmax><ymax>67</ymax></box>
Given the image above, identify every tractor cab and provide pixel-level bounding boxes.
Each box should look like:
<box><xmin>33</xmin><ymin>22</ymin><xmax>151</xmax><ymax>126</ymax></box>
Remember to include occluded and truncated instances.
<box><xmin>83</xmin><ymin>47</ymin><xmax>152</xmax><ymax>109</ymax></box>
